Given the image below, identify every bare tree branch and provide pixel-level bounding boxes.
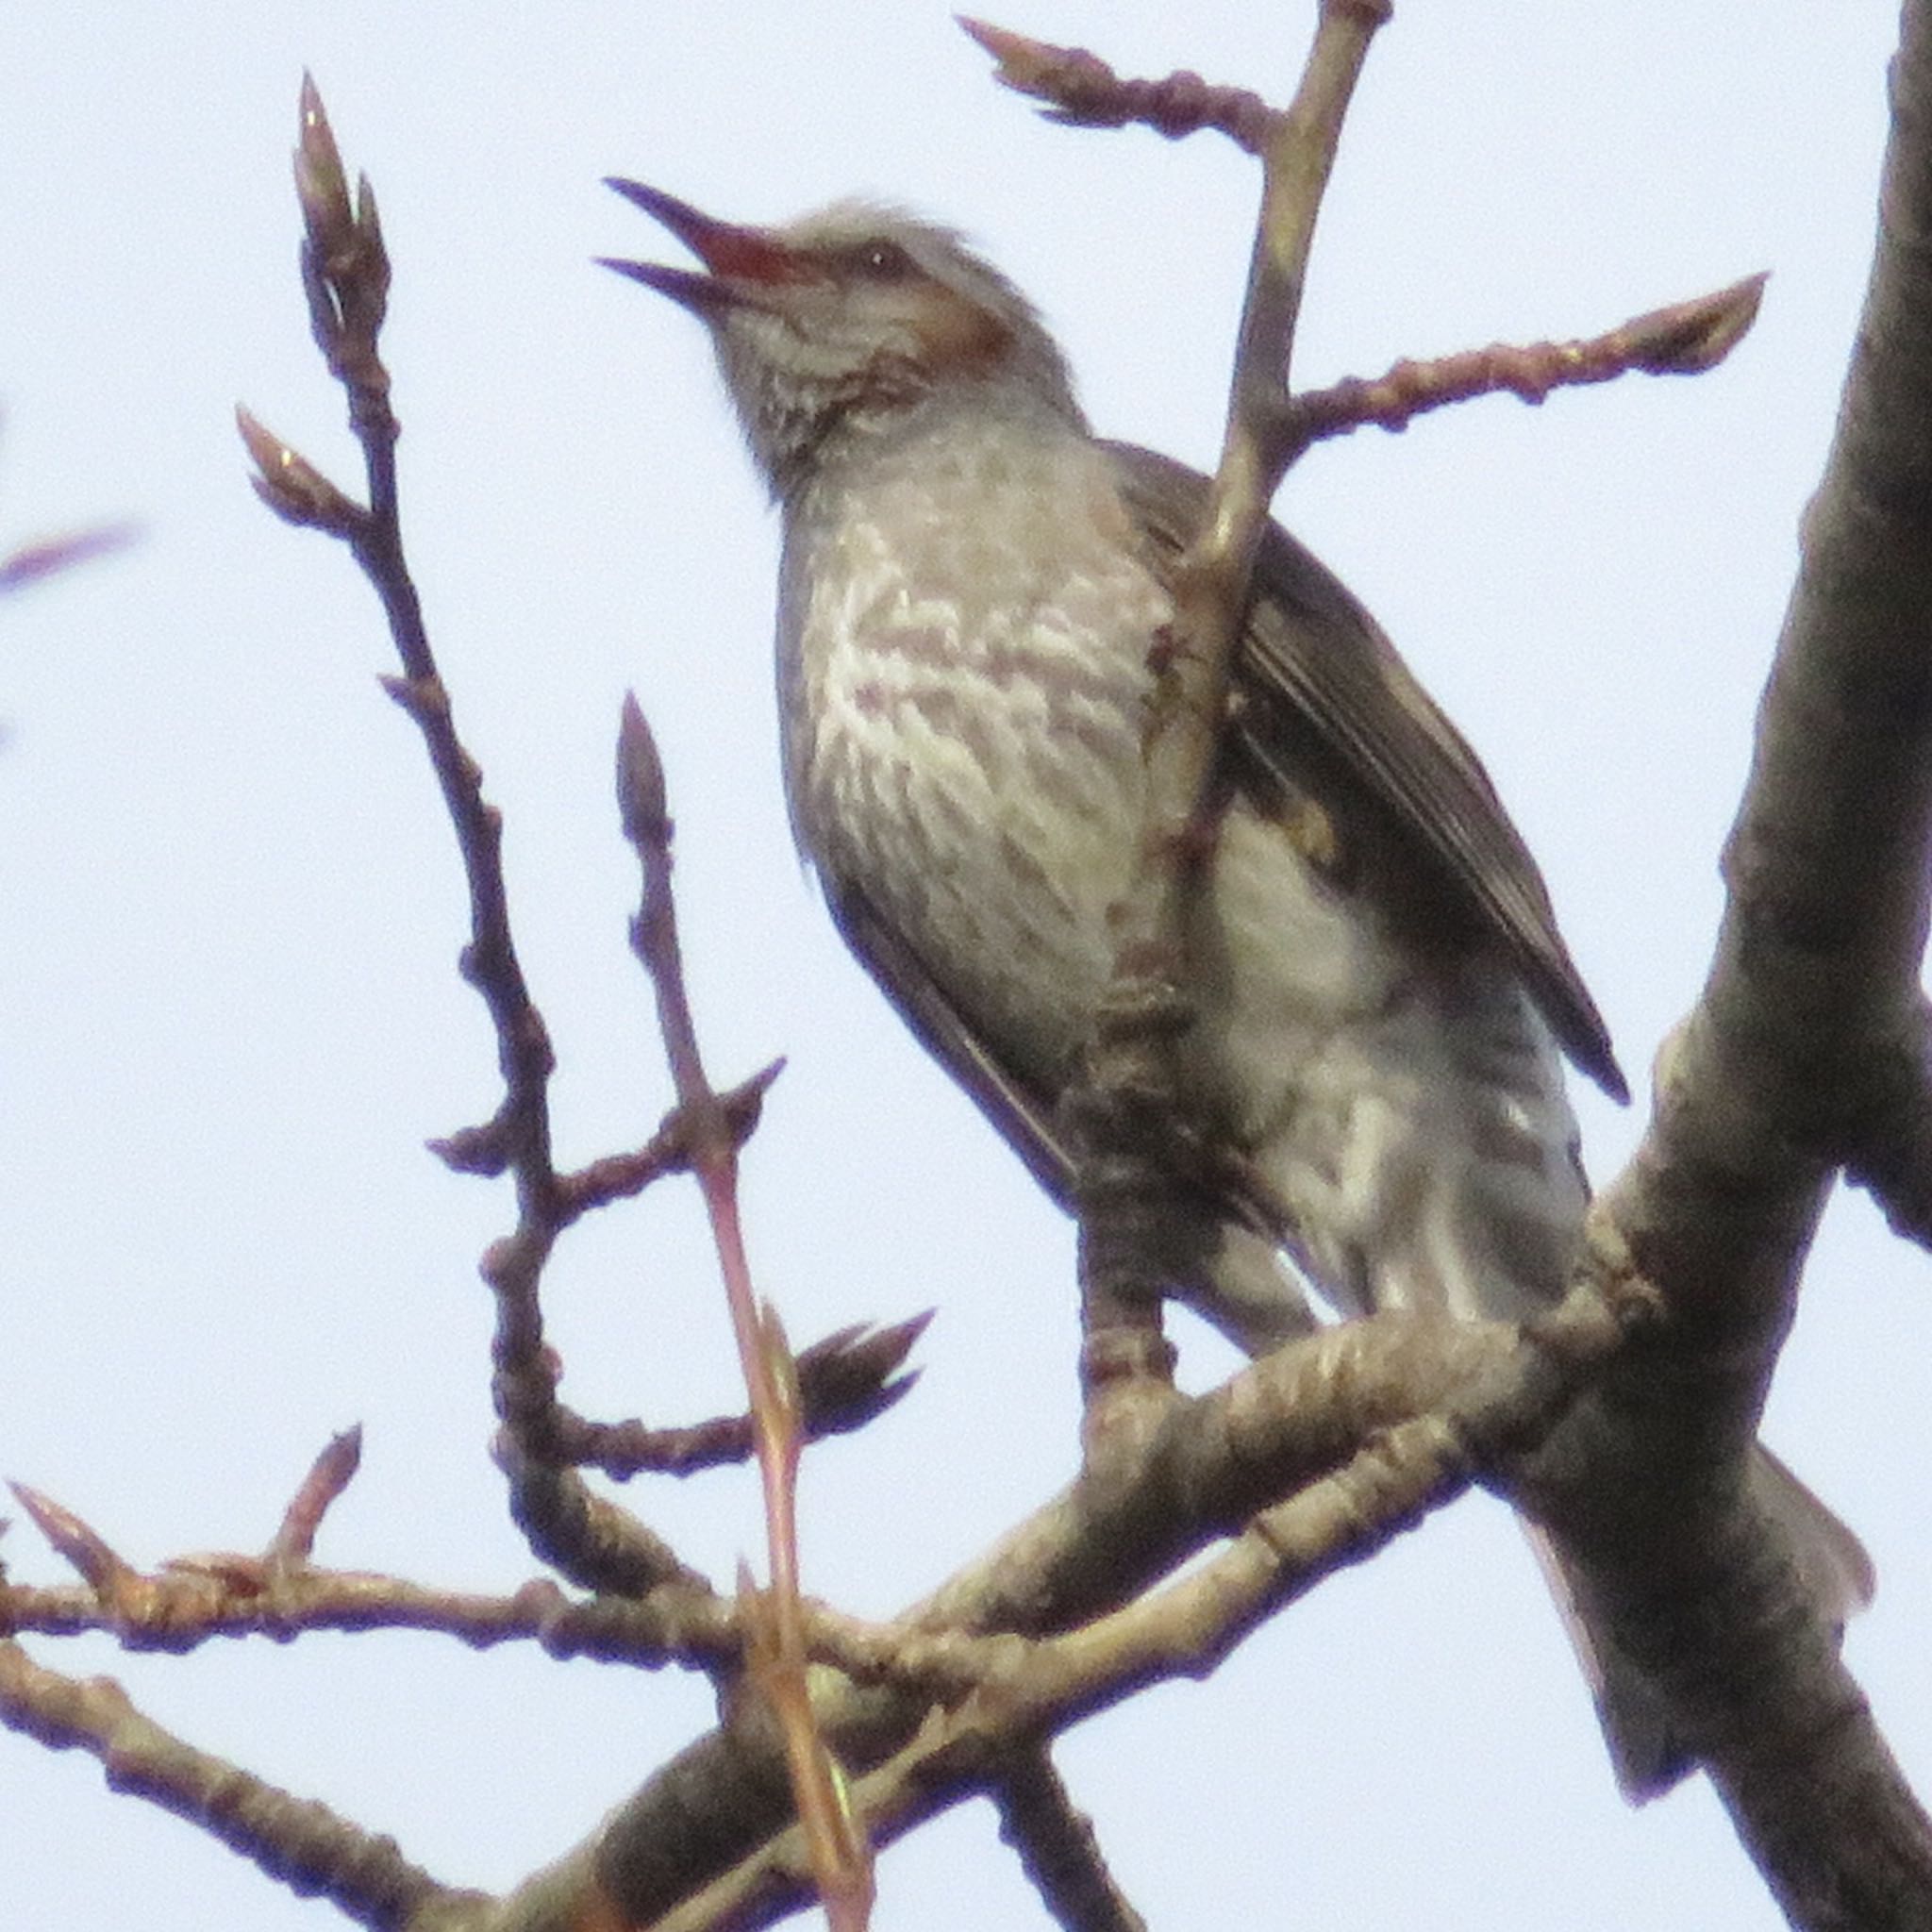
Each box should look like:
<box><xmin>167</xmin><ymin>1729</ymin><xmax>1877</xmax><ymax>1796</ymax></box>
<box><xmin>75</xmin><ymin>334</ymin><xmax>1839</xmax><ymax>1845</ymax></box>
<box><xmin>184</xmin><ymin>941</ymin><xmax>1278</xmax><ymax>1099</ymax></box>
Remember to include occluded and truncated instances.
<box><xmin>543</xmin><ymin>1313</ymin><xmax>933</xmax><ymax>1478</ymax></box>
<box><xmin>1296</xmin><ymin>275</ymin><xmax>1768</xmax><ymax>441</ymax></box>
<box><xmin>1546</xmin><ymin>0</ymin><xmax>1932</xmax><ymax>1918</ymax></box>
<box><xmin>508</xmin><ymin>1274</ymin><xmax>1651</xmax><ymax>1929</ymax></box>
<box><xmin>618</xmin><ymin>691</ymin><xmax>877</xmax><ymax>1929</ymax></box>
<box><xmin>1846</xmin><ymin>999</ymin><xmax>1932</xmax><ymax>1245</ymax></box>
<box><xmin>959</xmin><ymin>17</ymin><xmax>1279</xmax><ymax>154</ymax></box>
<box><xmin>11</xmin><ymin>9</ymin><xmax>1929</xmax><ymax>1927</ymax></box>
<box><xmin>1070</xmin><ymin>0</ymin><xmax>1390</xmax><ymax>1434</ymax></box>
<box><xmin>994</xmin><ymin>1749</ymin><xmax>1147</xmax><ymax>1932</ymax></box>
<box><xmin>242</xmin><ymin>82</ymin><xmax>717</xmax><ymax>1609</ymax></box>
<box><xmin>0</xmin><ymin>1639</ymin><xmax>472</xmax><ymax>1931</ymax></box>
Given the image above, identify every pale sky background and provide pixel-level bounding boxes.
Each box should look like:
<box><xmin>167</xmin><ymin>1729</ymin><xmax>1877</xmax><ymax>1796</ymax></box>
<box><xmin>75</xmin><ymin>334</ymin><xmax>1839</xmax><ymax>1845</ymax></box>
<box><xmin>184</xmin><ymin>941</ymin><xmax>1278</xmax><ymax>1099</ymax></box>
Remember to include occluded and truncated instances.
<box><xmin>0</xmin><ymin>5</ymin><xmax>1918</xmax><ymax>1928</ymax></box>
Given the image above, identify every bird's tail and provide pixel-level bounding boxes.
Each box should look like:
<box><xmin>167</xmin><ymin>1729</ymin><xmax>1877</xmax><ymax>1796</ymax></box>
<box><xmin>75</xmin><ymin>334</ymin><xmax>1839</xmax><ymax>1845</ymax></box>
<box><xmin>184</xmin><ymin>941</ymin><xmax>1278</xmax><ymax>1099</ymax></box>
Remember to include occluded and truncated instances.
<box><xmin>1527</xmin><ymin>1447</ymin><xmax>1874</xmax><ymax>1799</ymax></box>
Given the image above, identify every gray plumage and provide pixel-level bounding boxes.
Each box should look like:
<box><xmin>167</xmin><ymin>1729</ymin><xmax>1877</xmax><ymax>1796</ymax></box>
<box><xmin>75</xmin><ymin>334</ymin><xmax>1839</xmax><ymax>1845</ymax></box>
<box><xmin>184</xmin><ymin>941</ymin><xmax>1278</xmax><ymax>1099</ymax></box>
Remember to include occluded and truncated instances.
<box><xmin>604</xmin><ymin>182</ymin><xmax>1870</xmax><ymax>1794</ymax></box>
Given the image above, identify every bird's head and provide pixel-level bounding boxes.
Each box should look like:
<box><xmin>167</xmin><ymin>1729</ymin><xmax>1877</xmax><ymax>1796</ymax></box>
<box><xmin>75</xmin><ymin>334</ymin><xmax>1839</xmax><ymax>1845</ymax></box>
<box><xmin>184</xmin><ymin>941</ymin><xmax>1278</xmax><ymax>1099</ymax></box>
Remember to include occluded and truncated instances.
<box><xmin>602</xmin><ymin>183</ymin><xmax>1082</xmax><ymax>497</ymax></box>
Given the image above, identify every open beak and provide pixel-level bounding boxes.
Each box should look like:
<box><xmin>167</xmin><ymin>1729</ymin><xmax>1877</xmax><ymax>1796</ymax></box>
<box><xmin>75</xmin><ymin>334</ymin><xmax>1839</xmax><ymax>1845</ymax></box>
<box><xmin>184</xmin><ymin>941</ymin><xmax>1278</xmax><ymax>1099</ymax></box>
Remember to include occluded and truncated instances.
<box><xmin>599</xmin><ymin>179</ymin><xmax>808</xmax><ymax>314</ymax></box>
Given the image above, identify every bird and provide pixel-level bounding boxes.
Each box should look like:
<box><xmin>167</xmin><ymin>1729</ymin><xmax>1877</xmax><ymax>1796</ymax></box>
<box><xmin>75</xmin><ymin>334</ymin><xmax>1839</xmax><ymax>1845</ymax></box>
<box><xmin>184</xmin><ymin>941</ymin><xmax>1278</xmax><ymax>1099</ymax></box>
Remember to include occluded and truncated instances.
<box><xmin>601</xmin><ymin>181</ymin><xmax>1871</xmax><ymax>1795</ymax></box>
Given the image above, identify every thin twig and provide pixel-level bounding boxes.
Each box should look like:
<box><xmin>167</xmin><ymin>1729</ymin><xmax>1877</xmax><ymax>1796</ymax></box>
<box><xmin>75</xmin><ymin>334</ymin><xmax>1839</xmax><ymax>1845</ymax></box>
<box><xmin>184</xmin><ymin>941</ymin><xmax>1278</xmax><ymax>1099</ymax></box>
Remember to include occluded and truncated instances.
<box><xmin>617</xmin><ymin>694</ymin><xmax>875</xmax><ymax>1931</ymax></box>
<box><xmin>559</xmin><ymin>1313</ymin><xmax>933</xmax><ymax>1477</ymax></box>
<box><xmin>544</xmin><ymin>1061</ymin><xmax>780</xmax><ymax>1209</ymax></box>
<box><xmin>0</xmin><ymin>1639</ymin><xmax>467</xmax><ymax>1931</ymax></box>
<box><xmin>5</xmin><ymin>1558</ymin><xmax>1021</xmax><ymax>1710</ymax></box>
<box><xmin>1156</xmin><ymin>0</ymin><xmax>1390</xmax><ymax>874</ymax></box>
<box><xmin>549</xmin><ymin>1270</ymin><xmax>1659</xmax><ymax>1930</ymax></box>
<box><xmin>5</xmin><ymin>1554</ymin><xmax>743</xmax><ymax>1670</ymax></box>
<box><xmin>266</xmin><ymin>1425</ymin><xmax>363</xmax><ymax>1573</ymax></box>
<box><xmin>959</xmin><ymin>18</ymin><xmax>1278</xmax><ymax>155</ymax></box>
<box><xmin>8</xmin><ymin>1485</ymin><xmax>143</xmax><ymax>1612</ymax></box>
<box><xmin>1297</xmin><ymin>275</ymin><xmax>1768</xmax><ymax>441</ymax></box>
<box><xmin>240</xmin><ymin>79</ymin><xmax>708</xmax><ymax>1605</ymax></box>
<box><xmin>1065</xmin><ymin>0</ymin><xmax>1389</xmax><ymax>1435</ymax></box>
<box><xmin>639</xmin><ymin>1400</ymin><xmax>1474</xmax><ymax>1932</ymax></box>
<box><xmin>994</xmin><ymin>1748</ymin><xmax>1148</xmax><ymax>1932</ymax></box>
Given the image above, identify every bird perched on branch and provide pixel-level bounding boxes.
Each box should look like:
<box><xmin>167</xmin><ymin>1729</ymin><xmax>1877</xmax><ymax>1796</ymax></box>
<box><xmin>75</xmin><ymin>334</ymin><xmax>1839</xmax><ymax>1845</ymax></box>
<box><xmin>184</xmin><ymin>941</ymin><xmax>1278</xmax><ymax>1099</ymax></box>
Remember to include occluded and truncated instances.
<box><xmin>602</xmin><ymin>183</ymin><xmax>1869</xmax><ymax>1794</ymax></box>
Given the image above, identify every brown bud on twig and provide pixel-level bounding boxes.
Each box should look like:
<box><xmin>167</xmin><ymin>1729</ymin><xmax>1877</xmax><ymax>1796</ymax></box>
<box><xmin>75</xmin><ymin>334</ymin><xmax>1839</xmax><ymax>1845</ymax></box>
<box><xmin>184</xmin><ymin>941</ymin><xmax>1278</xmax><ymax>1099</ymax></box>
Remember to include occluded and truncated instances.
<box><xmin>794</xmin><ymin>1311</ymin><xmax>935</xmax><ymax>1436</ymax></box>
<box><xmin>959</xmin><ymin>16</ymin><xmax>1280</xmax><ymax>155</ymax></box>
<box><xmin>430</xmin><ymin>1115</ymin><xmax>515</xmax><ymax>1177</ymax></box>
<box><xmin>268</xmin><ymin>1426</ymin><xmax>364</xmax><ymax>1572</ymax></box>
<box><xmin>9</xmin><ymin>1483</ymin><xmax>140</xmax><ymax>1604</ymax></box>
<box><xmin>616</xmin><ymin>689</ymin><xmax>671</xmax><ymax>850</ymax></box>
<box><xmin>1622</xmin><ymin>272</ymin><xmax>1768</xmax><ymax>375</ymax></box>
<box><xmin>294</xmin><ymin>75</ymin><xmax>391</xmax><ymax>389</ymax></box>
<box><xmin>1295</xmin><ymin>274</ymin><xmax>1773</xmax><ymax>442</ymax></box>
<box><xmin>236</xmin><ymin>407</ymin><xmax>366</xmax><ymax>533</ymax></box>
<box><xmin>293</xmin><ymin>73</ymin><xmax>353</xmax><ymax>253</ymax></box>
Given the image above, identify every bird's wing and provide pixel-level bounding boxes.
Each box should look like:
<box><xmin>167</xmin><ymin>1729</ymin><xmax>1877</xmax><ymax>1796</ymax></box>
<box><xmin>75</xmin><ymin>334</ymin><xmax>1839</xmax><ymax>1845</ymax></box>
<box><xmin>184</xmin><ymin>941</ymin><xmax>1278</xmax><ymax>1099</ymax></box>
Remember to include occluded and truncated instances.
<box><xmin>820</xmin><ymin>873</ymin><xmax>1080</xmax><ymax>1205</ymax></box>
<box><xmin>1106</xmin><ymin>441</ymin><xmax>1626</xmax><ymax>1103</ymax></box>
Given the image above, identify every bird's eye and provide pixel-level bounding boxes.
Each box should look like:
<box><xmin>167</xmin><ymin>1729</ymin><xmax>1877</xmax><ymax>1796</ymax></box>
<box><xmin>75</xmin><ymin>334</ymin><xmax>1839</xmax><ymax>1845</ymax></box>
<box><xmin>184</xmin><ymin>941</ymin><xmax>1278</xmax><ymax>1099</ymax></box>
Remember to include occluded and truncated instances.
<box><xmin>848</xmin><ymin>240</ymin><xmax>915</xmax><ymax>282</ymax></box>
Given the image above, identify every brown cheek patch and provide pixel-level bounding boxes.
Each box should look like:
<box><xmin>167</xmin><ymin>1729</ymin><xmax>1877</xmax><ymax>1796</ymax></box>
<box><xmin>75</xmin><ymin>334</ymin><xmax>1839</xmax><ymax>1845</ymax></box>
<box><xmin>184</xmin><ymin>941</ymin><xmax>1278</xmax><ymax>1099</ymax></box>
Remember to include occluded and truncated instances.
<box><xmin>910</xmin><ymin>289</ymin><xmax>1016</xmax><ymax>376</ymax></box>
